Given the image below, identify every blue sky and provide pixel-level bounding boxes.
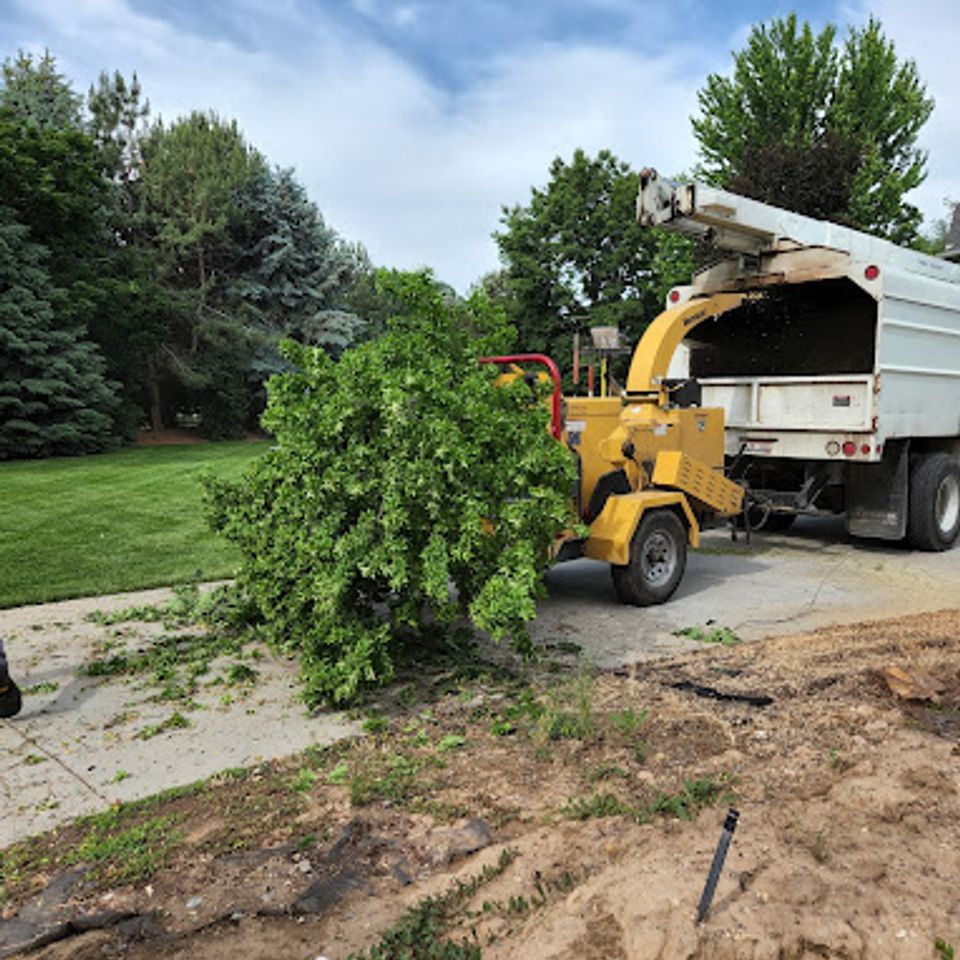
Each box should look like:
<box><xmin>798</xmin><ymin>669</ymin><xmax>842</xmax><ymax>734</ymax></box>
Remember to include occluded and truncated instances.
<box><xmin>1</xmin><ymin>0</ymin><xmax>957</xmax><ymax>290</ymax></box>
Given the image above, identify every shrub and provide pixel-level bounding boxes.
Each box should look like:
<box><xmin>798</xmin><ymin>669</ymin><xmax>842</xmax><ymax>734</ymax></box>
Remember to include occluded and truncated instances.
<box><xmin>205</xmin><ymin>271</ymin><xmax>575</xmax><ymax>705</ymax></box>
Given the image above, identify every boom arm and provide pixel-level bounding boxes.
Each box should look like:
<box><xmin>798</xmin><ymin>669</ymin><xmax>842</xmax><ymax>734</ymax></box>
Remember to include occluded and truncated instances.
<box><xmin>625</xmin><ymin>293</ymin><xmax>746</xmax><ymax>395</ymax></box>
<box><xmin>638</xmin><ymin>168</ymin><xmax>960</xmax><ymax>286</ymax></box>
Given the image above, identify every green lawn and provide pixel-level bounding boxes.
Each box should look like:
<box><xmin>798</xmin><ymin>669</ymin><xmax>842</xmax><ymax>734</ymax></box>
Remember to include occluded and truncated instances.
<box><xmin>0</xmin><ymin>442</ymin><xmax>267</xmax><ymax>608</ymax></box>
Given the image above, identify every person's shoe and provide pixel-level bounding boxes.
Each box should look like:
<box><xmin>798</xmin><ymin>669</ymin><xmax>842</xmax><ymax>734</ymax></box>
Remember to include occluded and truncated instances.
<box><xmin>0</xmin><ymin>670</ymin><xmax>22</xmax><ymax>718</ymax></box>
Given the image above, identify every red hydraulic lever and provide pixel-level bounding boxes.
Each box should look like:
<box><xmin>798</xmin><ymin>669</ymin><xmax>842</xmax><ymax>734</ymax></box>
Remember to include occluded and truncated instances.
<box><xmin>479</xmin><ymin>353</ymin><xmax>563</xmax><ymax>440</ymax></box>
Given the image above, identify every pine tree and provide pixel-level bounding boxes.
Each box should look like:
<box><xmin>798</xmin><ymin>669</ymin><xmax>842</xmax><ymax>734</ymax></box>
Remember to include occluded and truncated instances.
<box><xmin>232</xmin><ymin>166</ymin><xmax>363</xmax><ymax>360</ymax></box>
<box><xmin>0</xmin><ymin>209</ymin><xmax>115</xmax><ymax>459</ymax></box>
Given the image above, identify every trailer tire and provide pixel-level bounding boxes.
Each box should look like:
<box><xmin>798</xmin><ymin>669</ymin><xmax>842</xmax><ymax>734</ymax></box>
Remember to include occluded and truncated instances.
<box><xmin>611</xmin><ymin>509</ymin><xmax>687</xmax><ymax>606</ymax></box>
<box><xmin>907</xmin><ymin>452</ymin><xmax>960</xmax><ymax>551</ymax></box>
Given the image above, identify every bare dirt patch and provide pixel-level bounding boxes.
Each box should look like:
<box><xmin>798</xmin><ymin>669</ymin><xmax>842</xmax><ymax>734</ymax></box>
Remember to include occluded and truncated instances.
<box><xmin>3</xmin><ymin>609</ymin><xmax>960</xmax><ymax>959</ymax></box>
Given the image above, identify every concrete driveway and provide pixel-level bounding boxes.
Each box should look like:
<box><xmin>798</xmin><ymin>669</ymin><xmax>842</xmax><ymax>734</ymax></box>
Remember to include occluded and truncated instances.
<box><xmin>533</xmin><ymin>516</ymin><xmax>960</xmax><ymax>665</ymax></box>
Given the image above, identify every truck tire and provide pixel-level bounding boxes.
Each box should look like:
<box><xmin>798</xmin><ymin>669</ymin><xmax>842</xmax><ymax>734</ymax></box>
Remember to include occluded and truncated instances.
<box><xmin>611</xmin><ymin>509</ymin><xmax>687</xmax><ymax>606</ymax></box>
<box><xmin>907</xmin><ymin>452</ymin><xmax>960</xmax><ymax>551</ymax></box>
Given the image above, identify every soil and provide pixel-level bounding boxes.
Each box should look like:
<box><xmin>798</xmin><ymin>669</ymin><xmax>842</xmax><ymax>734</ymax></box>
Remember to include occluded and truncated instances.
<box><xmin>4</xmin><ymin>609</ymin><xmax>960</xmax><ymax>960</ymax></box>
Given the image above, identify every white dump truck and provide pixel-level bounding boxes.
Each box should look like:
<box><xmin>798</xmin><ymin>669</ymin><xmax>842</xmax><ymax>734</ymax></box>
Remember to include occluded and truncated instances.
<box><xmin>637</xmin><ymin>170</ymin><xmax>960</xmax><ymax>551</ymax></box>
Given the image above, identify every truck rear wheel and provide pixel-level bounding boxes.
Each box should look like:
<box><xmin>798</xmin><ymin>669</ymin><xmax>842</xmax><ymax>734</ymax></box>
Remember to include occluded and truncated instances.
<box><xmin>907</xmin><ymin>452</ymin><xmax>960</xmax><ymax>551</ymax></box>
<box><xmin>611</xmin><ymin>509</ymin><xmax>687</xmax><ymax>606</ymax></box>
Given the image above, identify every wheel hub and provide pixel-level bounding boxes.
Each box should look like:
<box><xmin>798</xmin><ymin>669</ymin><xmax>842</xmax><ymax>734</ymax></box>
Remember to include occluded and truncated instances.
<box><xmin>640</xmin><ymin>531</ymin><xmax>677</xmax><ymax>587</ymax></box>
<box><xmin>936</xmin><ymin>474</ymin><xmax>960</xmax><ymax>535</ymax></box>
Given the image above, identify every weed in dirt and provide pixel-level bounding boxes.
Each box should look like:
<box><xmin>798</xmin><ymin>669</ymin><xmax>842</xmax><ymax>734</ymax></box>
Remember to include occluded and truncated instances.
<box><xmin>562</xmin><ymin>792</ymin><xmax>649</xmax><ymax>824</ymax></box>
<box><xmin>110</xmin><ymin>770</ymin><xmax>131</xmax><ymax>784</ymax></box>
<box><xmin>290</xmin><ymin>767</ymin><xmax>319</xmax><ymax>793</ymax></box>
<box><xmin>563</xmin><ymin>775</ymin><xmax>729</xmax><ymax>825</ymax></box>
<box><xmin>810</xmin><ymin>831</ymin><xmax>829</xmax><ymax>864</ymax></box>
<box><xmin>23</xmin><ymin>680</ymin><xmax>59</xmax><ymax>695</ymax></box>
<box><xmin>828</xmin><ymin>748</ymin><xmax>853</xmax><ymax>772</ymax></box>
<box><xmin>363</xmin><ymin>712</ymin><xmax>390</xmax><ymax>734</ymax></box>
<box><xmin>349</xmin><ymin>752</ymin><xmax>424</xmax><ymax>806</ymax></box>
<box><xmin>23</xmin><ymin>753</ymin><xmax>46</xmax><ymax>766</ymax></box>
<box><xmin>650</xmin><ymin>778</ymin><xmax>725</xmax><ymax>820</ymax></box>
<box><xmin>608</xmin><ymin>707</ymin><xmax>647</xmax><ymax>736</ymax></box>
<box><xmin>587</xmin><ymin>763</ymin><xmax>628</xmax><ymax>784</ymax></box>
<box><xmin>438</xmin><ymin>734</ymin><xmax>466</xmax><ymax>752</ymax></box>
<box><xmin>66</xmin><ymin>811</ymin><xmax>182</xmax><ymax>885</ymax></box>
<box><xmin>537</xmin><ymin>671</ymin><xmax>595</xmax><ymax>742</ymax></box>
<box><xmin>347</xmin><ymin>847</ymin><xmax>518</xmax><ymax>960</ymax></box>
<box><xmin>137</xmin><ymin>711</ymin><xmax>191</xmax><ymax>740</ymax></box>
<box><xmin>674</xmin><ymin>625</ymin><xmax>741</xmax><ymax>646</ymax></box>
<box><xmin>935</xmin><ymin>939</ymin><xmax>955</xmax><ymax>960</ymax></box>
<box><xmin>327</xmin><ymin>761</ymin><xmax>349</xmax><ymax>784</ymax></box>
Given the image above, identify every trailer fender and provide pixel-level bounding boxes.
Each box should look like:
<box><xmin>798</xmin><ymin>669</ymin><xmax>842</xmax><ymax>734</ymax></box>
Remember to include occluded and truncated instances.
<box><xmin>584</xmin><ymin>490</ymin><xmax>700</xmax><ymax>566</ymax></box>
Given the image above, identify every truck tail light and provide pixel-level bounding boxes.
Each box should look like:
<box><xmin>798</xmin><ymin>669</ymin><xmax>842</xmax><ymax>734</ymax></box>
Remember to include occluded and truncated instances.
<box><xmin>842</xmin><ymin>441</ymin><xmax>856</xmax><ymax>457</ymax></box>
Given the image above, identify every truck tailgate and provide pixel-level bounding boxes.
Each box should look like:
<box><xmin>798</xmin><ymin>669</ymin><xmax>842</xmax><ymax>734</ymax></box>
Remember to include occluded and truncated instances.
<box><xmin>701</xmin><ymin>375</ymin><xmax>874</xmax><ymax>432</ymax></box>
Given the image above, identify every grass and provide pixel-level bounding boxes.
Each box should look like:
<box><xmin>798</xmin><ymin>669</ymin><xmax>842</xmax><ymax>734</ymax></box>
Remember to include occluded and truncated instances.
<box><xmin>562</xmin><ymin>776</ymin><xmax>729</xmax><ymax>825</ymax></box>
<box><xmin>0</xmin><ymin>441</ymin><xmax>266</xmax><ymax>608</ymax></box>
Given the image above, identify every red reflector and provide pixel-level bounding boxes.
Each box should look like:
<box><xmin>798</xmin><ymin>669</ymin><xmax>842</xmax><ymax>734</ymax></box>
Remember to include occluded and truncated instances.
<box><xmin>842</xmin><ymin>441</ymin><xmax>856</xmax><ymax>457</ymax></box>
<box><xmin>861</xmin><ymin>443</ymin><xmax>871</xmax><ymax>455</ymax></box>
<box><xmin>669</xmin><ymin>290</ymin><xmax>680</xmax><ymax>303</ymax></box>
<box><xmin>865</xmin><ymin>264</ymin><xmax>880</xmax><ymax>281</ymax></box>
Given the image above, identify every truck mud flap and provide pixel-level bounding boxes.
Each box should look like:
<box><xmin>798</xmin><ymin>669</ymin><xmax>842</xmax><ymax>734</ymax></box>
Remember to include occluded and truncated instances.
<box><xmin>845</xmin><ymin>440</ymin><xmax>908</xmax><ymax>540</ymax></box>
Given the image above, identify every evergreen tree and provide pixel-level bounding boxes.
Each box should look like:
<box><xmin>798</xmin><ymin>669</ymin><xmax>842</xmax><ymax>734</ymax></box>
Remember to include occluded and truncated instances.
<box><xmin>0</xmin><ymin>208</ymin><xmax>115</xmax><ymax>458</ymax></box>
<box><xmin>137</xmin><ymin>111</ymin><xmax>267</xmax><ymax>436</ymax></box>
<box><xmin>0</xmin><ymin>51</ymin><xmax>83</xmax><ymax>130</ymax></box>
<box><xmin>232</xmin><ymin>167</ymin><xmax>363</xmax><ymax>356</ymax></box>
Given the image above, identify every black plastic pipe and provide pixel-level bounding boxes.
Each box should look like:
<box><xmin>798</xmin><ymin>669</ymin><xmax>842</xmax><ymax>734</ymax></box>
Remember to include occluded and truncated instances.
<box><xmin>696</xmin><ymin>807</ymin><xmax>740</xmax><ymax>923</ymax></box>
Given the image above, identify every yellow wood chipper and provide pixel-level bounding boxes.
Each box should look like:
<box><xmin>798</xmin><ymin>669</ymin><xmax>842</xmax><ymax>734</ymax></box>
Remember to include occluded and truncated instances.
<box><xmin>484</xmin><ymin>293</ymin><xmax>747</xmax><ymax>606</ymax></box>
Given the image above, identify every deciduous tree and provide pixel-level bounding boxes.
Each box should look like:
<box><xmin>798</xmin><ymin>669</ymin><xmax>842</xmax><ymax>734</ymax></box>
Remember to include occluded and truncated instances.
<box><xmin>495</xmin><ymin>149</ymin><xmax>694</xmax><ymax>377</ymax></box>
<box><xmin>693</xmin><ymin>15</ymin><xmax>933</xmax><ymax>244</ymax></box>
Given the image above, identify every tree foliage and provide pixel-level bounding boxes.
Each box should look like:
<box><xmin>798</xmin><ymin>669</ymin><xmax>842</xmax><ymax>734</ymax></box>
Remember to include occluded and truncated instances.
<box><xmin>0</xmin><ymin>50</ymin><xmax>83</xmax><ymax>130</ymax></box>
<box><xmin>495</xmin><ymin>149</ymin><xmax>694</xmax><ymax>375</ymax></box>
<box><xmin>205</xmin><ymin>272</ymin><xmax>576</xmax><ymax>705</ymax></box>
<box><xmin>232</xmin><ymin>166</ymin><xmax>363</xmax><ymax>355</ymax></box>
<box><xmin>0</xmin><ymin>209</ymin><xmax>115</xmax><ymax>458</ymax></box>
<box><xmin>693</xmin><ymin>15</ymin><xmax>933</xmax><ymax>244</ymax></box>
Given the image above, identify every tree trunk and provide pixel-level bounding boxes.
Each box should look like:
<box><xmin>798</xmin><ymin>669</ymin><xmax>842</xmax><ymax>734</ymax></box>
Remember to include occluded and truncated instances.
<box><xmin>192</xmin><ymin>246</ymin><xmax>206</xmax><ymax>356</ymax></box>
<box><xmin>147</xmin><ymin>359</ymin><xmax>164</xmax><ymax>432</ymax></box>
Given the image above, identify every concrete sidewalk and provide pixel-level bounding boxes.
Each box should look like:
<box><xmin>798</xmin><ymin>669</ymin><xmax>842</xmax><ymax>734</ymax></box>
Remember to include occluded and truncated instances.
<box><xmin>0</xmin><ymin>588</ymin><xmax>357</xmax><ymax>848</ymax></box>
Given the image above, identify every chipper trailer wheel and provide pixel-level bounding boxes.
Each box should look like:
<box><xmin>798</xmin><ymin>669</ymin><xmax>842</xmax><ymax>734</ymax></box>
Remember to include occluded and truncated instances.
<box><xmin>611</xmin><ymin>509</ymin><xmax>687</xmax><ymax>606</ymax></box>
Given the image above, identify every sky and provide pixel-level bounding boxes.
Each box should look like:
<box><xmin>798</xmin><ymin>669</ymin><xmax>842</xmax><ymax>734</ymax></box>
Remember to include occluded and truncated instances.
<box><xmin>1</xmin><ymin>0</ymin><xmax>957</xmax><ymax>292</ymax></box>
